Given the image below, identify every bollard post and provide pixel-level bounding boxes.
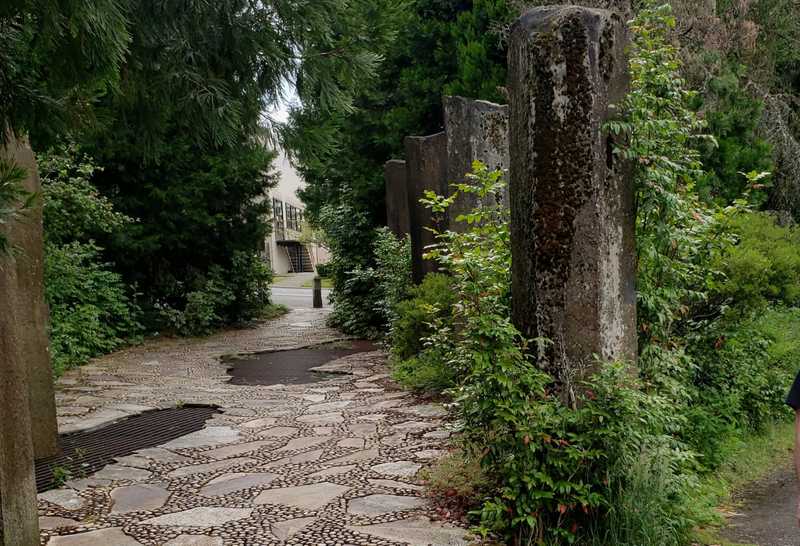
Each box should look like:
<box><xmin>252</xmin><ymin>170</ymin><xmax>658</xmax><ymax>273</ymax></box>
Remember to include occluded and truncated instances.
<box><xmin>313</xmin><ymin>276</ymin><xmax>323</xmax><ymax>308</ymax></box>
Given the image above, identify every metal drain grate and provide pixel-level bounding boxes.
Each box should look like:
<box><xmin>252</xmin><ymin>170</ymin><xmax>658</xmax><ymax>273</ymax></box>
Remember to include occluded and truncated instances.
<box><xmin>34</xmin><ymin>405</ymin><xmax>219</xmax><ymax>493</ymax></box>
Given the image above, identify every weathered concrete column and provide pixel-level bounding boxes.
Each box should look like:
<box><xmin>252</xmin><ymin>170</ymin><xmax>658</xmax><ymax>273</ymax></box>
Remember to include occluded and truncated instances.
<box><xmin>508</xmin><ymin>6</ymin><xmax>636</xmax><ymax>394</ymax></box>
<box><xmin>0</xmin><ymin>134</ymin><xmax>47</xmax><ymax>545</ymax></box>
<box><xmin>444</xmin><ymin>96</ymin><xmax>509</xmax><ymax>230</ymax></box>
<box><xmin>384</xmin><ymin>159</ymin><xmax>410</xmax><ymax>237</ymax></box>
<box><xmin>405</xmin><ymin>133</ymin><xmax>448</xmax><ymax>284</ymax></box>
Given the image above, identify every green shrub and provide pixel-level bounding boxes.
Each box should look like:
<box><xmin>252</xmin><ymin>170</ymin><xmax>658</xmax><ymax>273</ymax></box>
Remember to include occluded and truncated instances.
<box><xmin>391</xmin><ymin>273</ymin><xmax>455</xmax><ymax>361</ymax></box>
<box><xmin>46</xmin><ymin>242</ymin><xmax>141</xmax><ymax>376</ymax></box>
<box><xmin>712</xmin><ymin>212</ymin><xmax>800</xmax><ymax>311</ymax></box>
<box><xmin>314</xmin><ymin>262</ymin><xmax>332</xmax><ymax>278</ymax></box>
<box><xmin>39</xmin><ymin>147</ymin><xmax>142</xmax><ymax>375</ymax></box>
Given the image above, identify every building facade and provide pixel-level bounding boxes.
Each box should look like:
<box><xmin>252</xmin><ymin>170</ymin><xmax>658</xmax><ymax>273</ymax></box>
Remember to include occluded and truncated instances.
<box><xmin>263</xmin><ymin>151</ymin><xmax>329</xmax><ymax>274</ymax></box>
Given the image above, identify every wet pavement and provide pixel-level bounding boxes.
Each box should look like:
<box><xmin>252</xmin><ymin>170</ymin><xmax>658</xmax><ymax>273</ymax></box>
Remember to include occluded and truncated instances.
<box><xmin>40</xmin><ymin>308</ymin><xmax>468</xmax><ymax>545</ymax></box>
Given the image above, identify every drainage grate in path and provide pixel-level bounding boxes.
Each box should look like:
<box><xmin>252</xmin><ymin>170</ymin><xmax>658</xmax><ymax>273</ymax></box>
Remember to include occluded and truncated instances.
<box><xmin>34</xmin><ymin>405</ymin><xmax>219</xmax><ymax>493</ymax></box>
<box><xmin>225</xmin><ymin>340</ymin><xmax>376</xmax><ymax>385</ymax></box>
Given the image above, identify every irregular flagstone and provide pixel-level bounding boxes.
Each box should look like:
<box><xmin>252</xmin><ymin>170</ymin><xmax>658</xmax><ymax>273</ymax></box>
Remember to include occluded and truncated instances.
<box><xmin>347</xmin><ymin>494</ymin><xmax>426</xmax><ymax>515</ymax></box>
<box><xmin>109</xmin><ymin>403</ymin><xmax>156</xmax><ymax>414</ymax></box>
<box><xmin>91</xmin><ymin>464</ymin><xmax>152</xmax><ymax>482</ymax></box>
<box><xmin>381</xmin><ymin>433</ymin><xmax>407</xmax><ymax>446</ymax></box>
<box><xmin>358</xmin><ymin>413</ymin><xmax>388</xmax><ymax>422</ymax></box>
<box><xmin>240</xmin><ymin>417</ymin><xmax>278</xmax><ymax>429</ymax></box>
<box><xmin>57</xmin><ymin>406</ymin><xmax>91</xmax><ymax>416</ymax></box>
<box><xmin>199</xmin><ymin>472</ymin><xmax>277</xmax><ymax>497</ymax></box>
<box><xmin>262</xmin><ymin>449</ymin><xmax>325</xmax><ymax>468</ymax></box>
<box><xmin>270</xmin><ymin>517</ymin><xmax>317</xmax><ymax>541</ymax></box>
<box><xmin>423</xmin><ymin>430</ymin><xmax>451</xmax><ymax>440</ymax></box>
<box><xmin>346</xmin><ymin>517</ymin><xmax>469</xmax><ymax>546</ymax></box>
<box><xmin>398</xmin><ymin>404</ymin><xmax>448</xmax><ymax>418</ymax></box>
<box><xmin>306</xmin><ymin>400</ymin><xmax>352</xmax><ymax>413</ymax></box>
<box><xmin>39</xmin><ymin>489</ymin><xmax>85</xmax><ymax>510</ymax></box>
<box><xmin>64</xmin><ymin>477</ymin><xmax>112</xmax><ymax>491</ymax></box>
<box><xmin>259</xmin><ymin>426</ymin><xmax>298</xmax><ymax>437</ymax></box>
<box><xmin>296</xmin><ymin>412</ymin><xmax>344</xmax><ymax>425</ymax></box>
<box><xmin>366</xmin><ymin>399</ymin><xmax>405</xmax><ymax>411</ymax></box>
<box><xmin>277</xmin><ymin>435</ymin><xmax>331</xmax><ymax>452</ymax></box>
<box><xmin>111</xmin><ymin>484</ymin><xmax>170</xmax><ymax>514</ymax></box>
<box><xmin>161</xmin><ymin>426</ymin><xmax>241</xmax><ymax>449</ymax></box>
<box><xmin>348</xmin><ymin>423</ymin><xmax>377</xmax><ymax>437</ymax></box>
<box><xmin>313</xmin><ymin>427</ymin><xmax>335</xmax><ymax>435</ymax></box>
<box><xmin>254</xmin><ymin>482</ymin><xmax>350</xmax><ymax>510</ymax></box>
<box><xmin>135</xmin><ymin>447</ymin><xmax>193</xmax><ymax>464</ymax></box>
<box><xmin>142</xmin><ymin>507</ymin><xmax>252</xmax><ymax>527</ymax></box>
<box><xmin>325</xmin><ymin>448</ymin><xmax>380</xmax><ymax>465</ymax></box>
<box><xmin>60</xmin><ymin>409</ymin><xmax>131</xmax><ymax>433</ymax></box>
<box><xmin>337</xmin><ymin>437</ymin><xmax>365</xmax><ymax>448</ymax></box>
<box><xmin>224</xmin><ymin>407</ymin><xmax>256</xmax><ymax>417</ymax></box>
<box><xmin>391</xmin><ymin>421</ymin><xmax>438</xmax><ymax>433</ymax></box>
<box><xmin>114</xmin><ymin>453</ymin><xmax>153</xmax><ymax>469</ymax></box>
<box><xmin>308</xmin><ymin>465</ymin><xmax>357</xmax><ymax>478</ymax></box>
<box><xmin>38</xmin><ymin>516</ymin><xmax>80</xmax><ymax>530</ymax></box>
<box><xmin>414</xmin><ymin>449</ymin><xmax>447</xmax><ymax>461</ymax></box>
<box><xmin>46</xmin><ymin>527</ymin><xmax>142</xmax><ymax>546</ymax></box>
<box><xmin>203</xmin><ymin>440</ymin><xmax>273</xmax><ymax>460</ymax></box>
<box><xmin>168</xmin><ymin>457</ymin><xmax>255</xmax><ymax>478</ymax></box>
<box><xmin>301</xmin><ymin>394</ymin><xmax>326</xmax><ymax>403</ymax></box>
<box><xmin>371</xmin><ymin>461</ymin><xmax>422</xmax><ymax>478</ymax></box>
<box><xmin>368</xmin><ymin>479</ymin><xmax>425</xmax><ymax>492</ymax></box>
<box><xmin>164</xmin><ymin>536</ymin><xmax>223</xmax><ymax>546</ymax></box>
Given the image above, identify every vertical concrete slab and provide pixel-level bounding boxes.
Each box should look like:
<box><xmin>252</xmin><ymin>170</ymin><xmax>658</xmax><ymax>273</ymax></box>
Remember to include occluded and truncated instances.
<box><xmin>444</xmin><ymin>96</ymin><xmax>510</xmax><ymax>231</ymax></box>
<box><xmin>405</xmin><ymin>133</ymin><xmax>448</xmax><ymax>284</ymax></box>
<box><xmin>0</xmin><ymin>134</ymin><xmax>45</xmax><ymax>544</ymax></box>
<box><xmin>508</xmin><ymin>6</ymin><xmax>636</xmax><ymax>396</ymax></box>
<box><xmin>384</xmin><ymin>159</ymin><xmax>410</xmax><ymax>237</ymax></box>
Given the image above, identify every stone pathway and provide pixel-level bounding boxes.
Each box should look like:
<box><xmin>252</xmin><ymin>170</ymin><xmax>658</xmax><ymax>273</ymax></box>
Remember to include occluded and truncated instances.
<box><xmin>40</xmin><ymin>309</ymin><xmax>469</xmax><ymax>545</ymax></box>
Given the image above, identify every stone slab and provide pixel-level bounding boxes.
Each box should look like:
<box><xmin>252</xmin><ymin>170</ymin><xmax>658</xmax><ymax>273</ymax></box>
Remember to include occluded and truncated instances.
<box><xmin>164</xmin><ymin>536</ymin><xmax>223</xmax><ymax>546</ymax></box>
<box><xmin>111</xmin><ymin>484</ymin><xmax>170</xmax><ymax>514</ymax></box>
<box><xmin>160</xmin><ymin>426</ymin><xmax>241</xmax><ymax>449</ymax></box>
<box><xmin>296</xmin><ymin>412</ymin><xmax>344</xmax><ymax>425</ymax></box>
<box><xmin>347</xmin><ymin>494</ymin><xmax>425</xmax><ymax>515</ymax></box>
<box><xmin>371</xmin><ymin>461</ymin><xmax>422</xmax><ymax>478</ymax></box>
<box><xmin>347</xmin><ymin>517</ymin><xmax>469</xmax><ymax>546</ymax></box>
<box><xmin>168</xmin><ymin>457</ymin><xmax>255</xmax><ymax>478</ymax></box>
<box><xmin>46</xmin><ymin>527</ymin><xmax>142</xmax><ymax>546</ymax></box>
<box><xmin>271</xmin><ymin>517</ymin><xmax>318</xmax><ymax>541</ymax></box>
<box><xmin>308</xmin><ymin>465</ymin><xmax>357</xmax><ymax>478</ymax></box>
<box><xmin>38</xmin><ymin>489</ymin><xmax>85</xmax><ymax>510</ymax></box>
<box><xmin>254</xmin><ymin>482</ymin><xmax>350</xmax><ymax>510</ymax></box>
<box><xmin>277</xmin><ymin>436</ymin><xmax>331</xmax><ymax>452</ymax></box>
<box><xmin>91</xmin><ymin>464</ymin><xmax>152</xmax><ymax>482</ymax></box>
<box><xmin>203</xmin><ymin>440</ymin><xmax>273</xmax><ymax>460</ymax></box>
<box><xmin>142</xmin><ymin>507</ymin><xmax>252</xmax><ymax>527</ymax></box>
<box><xmin>199</xmin><ymin>472</ymin><xmax>277</xmax><ymax>497</ymax></box>
<box><xmin>39</xmin><ymin>516</ymin><xmax>80</xmax><ymax>530</ymax></box>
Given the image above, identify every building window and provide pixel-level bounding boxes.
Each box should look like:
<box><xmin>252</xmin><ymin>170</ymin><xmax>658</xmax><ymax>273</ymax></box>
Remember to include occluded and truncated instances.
<box><xmin>273</xmin><ymin>198</ymin><xmax>285</xmax><ymax>238</ymax></box>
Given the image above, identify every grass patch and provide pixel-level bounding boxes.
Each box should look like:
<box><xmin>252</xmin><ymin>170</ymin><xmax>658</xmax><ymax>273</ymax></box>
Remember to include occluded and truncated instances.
<box><xmin>260</xmin><ymin>303</ymin><xmax>289</xmax><ymax>320</ymax></box>
<box><xmin>691</xmin><ymin>421</ymin><xmax>795</xmax><ymax>545</ymax></box>
<box><xmin>421</xmin><ymin>447</ymin><xmax>489</xmax><ymax>522</ymax></box>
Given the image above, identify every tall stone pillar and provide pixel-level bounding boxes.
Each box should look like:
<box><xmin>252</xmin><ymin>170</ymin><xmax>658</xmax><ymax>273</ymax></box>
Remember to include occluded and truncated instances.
<box><xmin>0</xmin><ymin>134</ymin><xmax>48</xmax><ymax>545</ymax></box>
<box><xmin>405</xmin><ymin>133</ymin><xmax>447</xmax><ymax>284</ymax></box>
<box><xmin>508</xmin><ymin>6</ymin><xmax>636</xmax><ymax>396</ymax></box>
<box><xmin>444</xmin><ymin>96</ymin><xmax>509</xmax><ymax>230</ymax></box>
<box><xmin>384</xmin><ymin>159</ymin><xmax>410</xmax><ymax>237</ymax></box>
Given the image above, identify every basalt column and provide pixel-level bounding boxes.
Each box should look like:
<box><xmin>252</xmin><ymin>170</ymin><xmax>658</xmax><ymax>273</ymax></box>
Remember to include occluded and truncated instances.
<box><xmin>384</xmin><ymin>159</ymin><xmax>410</xmax><ymax>237</ymax></box>
<box><xmin>405</xmin><ymin>133</ymin><xmax>447</xmax><ymax>284</ymax></box>
<box><xmin>444</xmin><ymin>96</ymin><xmax>509</xmax><ymax>231</ymax></box>
<box><xmin>508</xmin><ymin>6</ymin><xmax>636</xmax><ymax>397</ymax></box>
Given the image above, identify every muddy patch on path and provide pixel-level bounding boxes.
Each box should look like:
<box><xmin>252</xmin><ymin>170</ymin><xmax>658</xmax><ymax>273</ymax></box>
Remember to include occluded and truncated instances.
<box><xmin>224</xmin><ymin>339</ymin><xmax>376</xmax><ymax>385</ymax></box>
<box><xmin>721</xmin><ymin>464</ymin><xmax>798</xmax><ymax>546</ymax></box>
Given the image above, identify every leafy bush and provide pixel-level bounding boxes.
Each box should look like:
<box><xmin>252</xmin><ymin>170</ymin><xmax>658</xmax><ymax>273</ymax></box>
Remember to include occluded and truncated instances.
<box><xmin>314</xmin><ymin>262</ymin><xmax>332</xmax><ymax>278</ymax></box>
<box><xmin>46</xmin><ymin>242</ymin><xmax>141</xmax><ymax>376</ymax></box>
<box><xmin>39</xmin><ymin>147</ymin><xmax>141</xmax><ymax>375</ymax></box>
<box><xmin>391</xmin><ymin>273</ymin><xmax>455</xmax><ymax>361</ymax></box>
<box><xmin>711</xmin><ymin>212</ymin><xmax>800</xmax><ymax>311</ymax></box>
<box><xmin>159</xmin><ymin>252</ymin><xmax>272</xmax><ymax>336</ymax></box>
<box><xmin>322</xmin><ymin>204</ymin><xmax>411</xmax><ymax>337</ymax></box>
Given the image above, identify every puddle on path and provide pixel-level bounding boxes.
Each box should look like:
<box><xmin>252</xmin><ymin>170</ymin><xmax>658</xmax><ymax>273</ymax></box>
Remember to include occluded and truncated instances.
<box><xmin>224</xmin><ymin>340</ymin><xmax>376</xmax><ymax>386</ymax></box>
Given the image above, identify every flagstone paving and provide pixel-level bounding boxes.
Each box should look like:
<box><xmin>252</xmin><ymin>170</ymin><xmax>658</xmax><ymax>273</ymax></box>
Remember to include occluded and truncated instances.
<box><xmin>39</xmin><ymin>308</ymin><xmax>469</xmax><ymax>545</ymax></box>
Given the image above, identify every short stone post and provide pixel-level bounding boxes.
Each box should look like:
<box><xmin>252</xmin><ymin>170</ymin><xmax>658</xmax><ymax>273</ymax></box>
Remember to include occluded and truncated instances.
<box><xmin>508</xmin><ymin>6</ymin><xmax>636</xmax><ymax>396</ymax></box>
<box><xmin>0</xmin><ymin>134</ymin><xmax>46</xmax><ymax>545</ymax></box>
<box><xmin>444</xmin><ymin>96</ymin><xmax>510</xmax><ymax>231</ymax></box>
<box><xmin>384</xmin><ymin>160</ymin><xmax>410</xmax><ymax>237</ymax></box>
<box><xmin>313</xmin><ymin>276</ymin><xmax>323</xmax><ymax>308</ymax></box>
<box><xmin>405</xmin><ymin>133</ymin><xmax>448</xmax><ymax>284</ymax></box>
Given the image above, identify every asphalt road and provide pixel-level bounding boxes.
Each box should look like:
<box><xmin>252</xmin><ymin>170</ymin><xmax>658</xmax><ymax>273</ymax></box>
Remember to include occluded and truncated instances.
<box><xmin>270</xmin><ymin>286</ymin><xmax>331</xmax><ymax>309</ymax></box>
